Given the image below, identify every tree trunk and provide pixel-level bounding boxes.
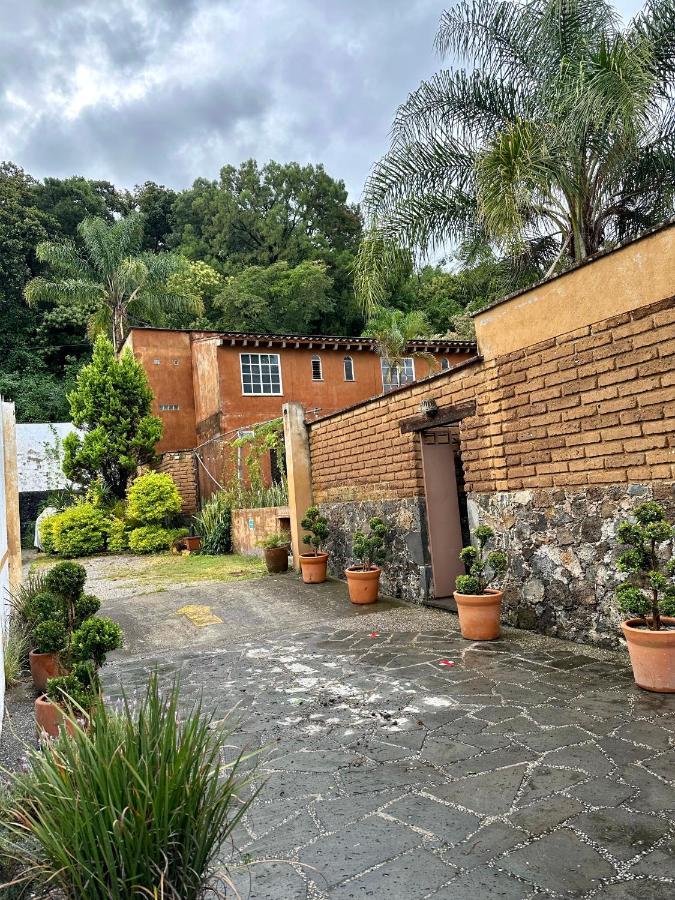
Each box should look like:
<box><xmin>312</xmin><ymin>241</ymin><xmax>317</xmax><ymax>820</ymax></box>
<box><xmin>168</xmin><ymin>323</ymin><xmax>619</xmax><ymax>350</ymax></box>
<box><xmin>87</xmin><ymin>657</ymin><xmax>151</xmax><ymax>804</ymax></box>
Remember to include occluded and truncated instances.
<box><xmin>112</xmin><ymin>305</ymin><xmax>126</xmax><ymax>356</ymax></box>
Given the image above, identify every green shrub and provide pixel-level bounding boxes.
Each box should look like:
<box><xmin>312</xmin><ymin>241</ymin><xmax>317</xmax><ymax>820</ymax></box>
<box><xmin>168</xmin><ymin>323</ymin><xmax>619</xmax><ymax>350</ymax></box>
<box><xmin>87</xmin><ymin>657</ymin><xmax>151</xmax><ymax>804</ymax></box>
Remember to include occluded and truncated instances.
<box><xmin>71</xmin><ymin>617</ymin><xmax>123</xmax><ymax>667</ymax></box>
<box><xmin>32</xmin><ymin>620</ymin><xmax>67</xmax><ymax>655</ymax></box>
<box><xmin>107</xmin><ymin>517</ymin><xmax>130</xmax><ymax>553</ymax></box>
<box><xmin>351</xmin><ymin>517</ymin><xmax>388</xmax><ymax>570</ymax></box>
<box><xmin>614</xmin><ymin>501</ymin><xmax>675</xmax><ymax>629</ymax></box>
<box><xmin>258</xmin><ymin>530</ymin><xmax>291</xmax><ymax>549</ymax></box>
<box><xmin>74</xmin><ymin>593</ymin><xmax>101</xmax><ymax>627</ymax></box>
<box><xmin>193</xmin><ymin>493</ymin><xmax>231</xmax><ymax>554</ymax></box>
<box><xmin>39</xmin><ymin>516</ymin><xmax>57</xmax><ymax>554</ymax></box>
<box><xmin>128</xmin><ymin>525</ymin><xmax>186</xmax><ymax>554</ymax></box>
<box><xmin>127</xmin><ymin>472</ymin><xmax>182</xmax><ymax>525</ymax></box>
<box><xmin>44</xmin><ymin>561</ymin><xmax>87</xmax><ymax>599</ymax></box>
<box><xmin>51</xmin><ymin>504</ymin><xmax>111</xmax><ymax>558</ymax></box>
<box><xmin>0</xmin><ymin>675</ymin><xmax>256</xmax><ymax>900</ymax></box>
<box><xmin>46</xmin><ymin>671</ymin><xmax>92</xmax><ymax>712</ymax></box>
<box><xmin>301</xmin><ymin>506</ymin><xmax>329</xmax><ymax>555</ymax></box>
<box><xmin>455</xmin><ymin>524</ymin><xmax>508</xmax><ymax>595</ymax></box>
<box><xmin>24</xmin><ymin>591</ymin><xmax>66</xmax><ymax>628</ymax></box>
<box><xmin>8</xmin><ymin>572</ymin><xmax>48</xmax><ymax>624</ymax></box>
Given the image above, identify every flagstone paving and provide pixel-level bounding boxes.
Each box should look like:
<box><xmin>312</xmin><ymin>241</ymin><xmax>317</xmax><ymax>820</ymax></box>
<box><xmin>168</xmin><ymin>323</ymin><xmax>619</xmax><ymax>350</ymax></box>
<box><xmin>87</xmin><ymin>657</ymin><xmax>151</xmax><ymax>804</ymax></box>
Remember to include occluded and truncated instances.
<box><xmin>101</xmin><ymin>599</ymin><xmax>675</xmax><ymax>899</ymax></box>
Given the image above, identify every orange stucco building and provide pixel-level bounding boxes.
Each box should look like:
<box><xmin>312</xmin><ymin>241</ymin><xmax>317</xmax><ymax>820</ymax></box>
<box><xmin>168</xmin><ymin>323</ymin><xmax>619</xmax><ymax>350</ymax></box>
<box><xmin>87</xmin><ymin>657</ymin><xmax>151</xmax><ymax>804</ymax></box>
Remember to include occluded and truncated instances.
<box><xmin>124</xmin><ymin>327</ymin><xmax>477</xmax><ymax>501</ymax></box>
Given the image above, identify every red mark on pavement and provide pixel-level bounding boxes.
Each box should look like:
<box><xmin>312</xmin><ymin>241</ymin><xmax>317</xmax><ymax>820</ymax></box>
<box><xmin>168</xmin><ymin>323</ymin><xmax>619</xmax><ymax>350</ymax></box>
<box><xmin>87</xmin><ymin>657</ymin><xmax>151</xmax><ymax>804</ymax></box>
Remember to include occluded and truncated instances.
<box><xmin>369</xmin><ymin>632</ymin><xmax>379</xmax><ymax>638</ymax></box>
<box><xmin>438</xmin><ymin>659</ymin><xmax>455</xmax><ymax>667</ymax></box>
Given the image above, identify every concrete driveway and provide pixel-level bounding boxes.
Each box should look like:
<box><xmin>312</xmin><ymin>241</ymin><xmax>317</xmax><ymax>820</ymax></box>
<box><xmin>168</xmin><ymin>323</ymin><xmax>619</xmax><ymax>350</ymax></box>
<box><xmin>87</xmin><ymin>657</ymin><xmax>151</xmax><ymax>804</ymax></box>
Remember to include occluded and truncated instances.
<box><xmin>90</xmin><ymin>555</ymin><xmax>675</xmax><ymax>899</ymax></box>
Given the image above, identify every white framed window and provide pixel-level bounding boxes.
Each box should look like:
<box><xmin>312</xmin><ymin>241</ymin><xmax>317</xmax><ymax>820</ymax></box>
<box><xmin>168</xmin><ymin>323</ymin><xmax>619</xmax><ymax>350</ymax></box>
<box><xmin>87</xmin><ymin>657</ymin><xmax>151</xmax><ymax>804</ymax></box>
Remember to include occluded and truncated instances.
<box><xmin>311</xmin><ymin>355</ymin><xmax>323</xmax><ymax>381</ymax></box>
<box><xmin>441</xmin><ymin>357</ymin><xmax>450</xmax><ymax>371</ymax></box>
<box><xmin>240</xmin><ymin>352</ymin><xmax>282</xmax><ymax>395</ymax></box>
<box><xmin>159</xmin><ymin>404</ymin><xmax>180</xmax><ymax>411</ymax></box>
<box><xmin>343</xmin><ymin>356</ymin><xmax>354</xmax><ymax>381</ymax></box>
<box><xmin>381</xmin><ymin>357</ymin><xmax>415</xmax><ymax>391</ymax></box>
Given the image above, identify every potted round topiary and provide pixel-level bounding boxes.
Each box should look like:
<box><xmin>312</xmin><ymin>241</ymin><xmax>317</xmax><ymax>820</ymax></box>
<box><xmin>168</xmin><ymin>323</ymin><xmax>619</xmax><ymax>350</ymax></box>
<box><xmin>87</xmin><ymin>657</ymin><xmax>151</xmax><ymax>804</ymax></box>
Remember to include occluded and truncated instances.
<box><xmin>35</xmin><ymin>617</ymin><xmax>123</xmax><ymax>738</ymax></box>
<box><xmin>258</xmin><ymin>531</ymin><xmax>291</xmax><ymax>574</ymax></box>
<box><xmin>345</xmin><ymin>517</ymin><xmax>388</xmax><ymax>604</ymax></box>
<box><xmin>614</xmin><ymin>501</ymin><xmax>675</xmax><ymax>693</ymax></box>
<box><xmin>299</xmin><ymin>507</ymin><xmax>330</xmax><ymax>584</ymax></box>
<box><xmin>29</xmin><ymin>619</ymin><xmax>66</xmax><ymax>693</ymax></box>
<box><xmin>453</xmin><ymin>525</ymin><xmax>508</xmax><ymax>640</ymax></box>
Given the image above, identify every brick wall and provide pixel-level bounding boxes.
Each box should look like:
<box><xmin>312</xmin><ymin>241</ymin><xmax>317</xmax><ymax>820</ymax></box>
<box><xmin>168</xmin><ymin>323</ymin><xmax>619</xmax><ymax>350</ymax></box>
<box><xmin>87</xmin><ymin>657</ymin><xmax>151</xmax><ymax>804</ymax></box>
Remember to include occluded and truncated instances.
<box><xmin>157</xmin><ymin>450</ymin><xmax>199</xmax><ymax>515</ymax></box>
<box><xmin>309</xmin><ymin>297</ymin><xmax>675</xmax><ymax>500</ymax></box>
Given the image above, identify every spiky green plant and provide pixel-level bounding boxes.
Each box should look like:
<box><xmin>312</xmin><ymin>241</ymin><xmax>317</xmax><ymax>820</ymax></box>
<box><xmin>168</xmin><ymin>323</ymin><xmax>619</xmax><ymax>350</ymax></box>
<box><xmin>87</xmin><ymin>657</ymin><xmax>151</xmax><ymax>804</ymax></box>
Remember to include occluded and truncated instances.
<box><xmin>362</xmin><ymin>307</ymin><xmax>437</xmax><ymax>390</ymax></box>
<box><xmin>614</xmin><ymin>501</ymin><xmax>675</xmax><ymax>629</ymax></box>
<box><xmin>24</xmin><ymin>212</ymin><xmax>201</xmax><ymax>352</ymax></box>
<box><xmin>357</xmin><ymin>0</ymin><xmax>675</xmax><ymax>312</ymax></box>
<box><xmin>2</xmin><ymin>621</ymin><xmax>28</xmax><ymax>688</ymax></box>
<box><xmin>193</xmin><ymin>492</ymin><xmax>233</xmax><ymax>555</ymax></box>
<box><xmin>0</xmin><ymin>675</ymin><xmax>258</xmax><ymax>899</ymax></box>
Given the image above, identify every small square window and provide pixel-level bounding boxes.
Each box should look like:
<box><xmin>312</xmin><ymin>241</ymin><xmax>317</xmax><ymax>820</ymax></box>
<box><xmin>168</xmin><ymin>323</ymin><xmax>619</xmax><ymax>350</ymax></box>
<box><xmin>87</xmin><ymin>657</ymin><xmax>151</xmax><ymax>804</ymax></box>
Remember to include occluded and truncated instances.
<box><xmin>153</xmin><ymin>359</ymin><xmax>161</xmax><ymax>365</ymax></box>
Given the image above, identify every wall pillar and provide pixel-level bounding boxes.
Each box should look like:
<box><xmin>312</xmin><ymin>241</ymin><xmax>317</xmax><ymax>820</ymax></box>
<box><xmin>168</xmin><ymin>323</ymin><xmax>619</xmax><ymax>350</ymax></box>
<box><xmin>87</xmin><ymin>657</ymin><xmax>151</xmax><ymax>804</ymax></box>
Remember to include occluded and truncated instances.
<box><xmin>2</xmin><ymin>401</ymin><xmax>22</xmax><ymax>593</ymax></box>
<box><xmin>283</xmin><ymin>402</ymin><xmax>313</xmax><ymax>570</ymax></box>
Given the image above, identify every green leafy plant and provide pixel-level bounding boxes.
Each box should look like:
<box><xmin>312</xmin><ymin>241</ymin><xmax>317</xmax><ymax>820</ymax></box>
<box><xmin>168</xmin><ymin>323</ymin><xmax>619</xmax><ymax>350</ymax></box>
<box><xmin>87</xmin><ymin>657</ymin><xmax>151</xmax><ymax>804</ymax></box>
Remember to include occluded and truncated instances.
<box><xmin>45</xmin><ymin>671</ymin><xmax>93</xmax><ymax>712</ymax></box>
<box><xmin>44</xmin><ymin>560</ymin><xmax>87</xmax><ymax>599</ymax></box>
<box><xmin>32</xmin><ymin>620</ymin><xmax>67</xmax><ymax>655</ymax></box>
<box><xmin>50</xmin><ymin>503</ymin><xmax>111</xmax><ymax>557</ymax></box>
<box><xmin>107</xmin><ymin>517</ymin><xmax>130</xmax><ymax>552</ymax></box>
<box><xmin>128</xmin><ymin>525</ymin><xmax>187</xmax><ymax>554</ymax></box>
<box><xmin>351</xmin><ymin>517</ymin><xmax>388</xmax><ymax>570</ymax></box>
<box><xmin>71</xmin><ymin>616</ymin><xmax>123</xmax><ymax>667</ymax></box>
<box><xmin>39</xmin><ymin>515</ymin><xmax>58</xmax><ymax>554</ymax></box>
<box><xmin>24</xmin><ymin>591</ymin><xmax>66</xmax><ymax>629</ymax></box>
<box><xmin>456</xmin><ymin>525</ymin><xmax>508</xmax><ymax>595</ymax></box>
<box><xmin>8</xmin><ymin>571</ymin><xmax>48</xmax><ymax>623</ymax></box>
<box><xmin>74</xmin><ymin>593</ymin><xmax>101</xmax><ymax>627</ymax></box>
<box><xmin>614</xmin><ymin>501</ymin><xmax>675</xmax><ymax>630</ymax></box>
<box><xmin>258</xmin><ymin>531</ymin><xmax>291</xmax><ymax>549</ymax></box>
<box><xmin>301</xmin><ymin>506</ymin><xmax>329</xmax><ymax>556</ymax></box>
<box><xmin>1</xmin><ymin>675</ymin><xmax>257</xmax><ymax>899</ymax></box>
<box><xmin>127</xmin><ymin>471</ymin><xmax>182</xmax><ymax>525</ymax></box>
<box><xmin>193</xmin><ymin>493</ymin><xmax>232</xmax><ymax>555</ymax></box>
<box><xmin>61</xmin><ymin>336</ymin><xmax>164</xmax><ymax>499</ymax></box>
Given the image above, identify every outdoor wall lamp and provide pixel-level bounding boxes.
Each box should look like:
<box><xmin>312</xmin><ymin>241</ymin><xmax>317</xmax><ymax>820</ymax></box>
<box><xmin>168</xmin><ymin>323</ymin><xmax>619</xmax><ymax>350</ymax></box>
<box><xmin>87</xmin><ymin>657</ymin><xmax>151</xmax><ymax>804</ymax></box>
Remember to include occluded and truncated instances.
<box><xmin>420</xmin><ymin>398</ymin><xmax>438</xmax><ymax>417</ymax></box>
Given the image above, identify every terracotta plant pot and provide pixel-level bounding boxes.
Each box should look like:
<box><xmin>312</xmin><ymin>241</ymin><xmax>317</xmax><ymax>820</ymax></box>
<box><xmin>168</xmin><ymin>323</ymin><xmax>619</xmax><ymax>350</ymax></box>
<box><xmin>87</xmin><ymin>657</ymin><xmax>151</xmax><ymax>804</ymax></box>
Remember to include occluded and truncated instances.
<box><xmin>34</xmin><ymin>694</ymin><xmax>79</xmax><ymax>739</ymax></box>
<box><xmin>453</xmin><ymin>588</ymin><xmax>503</xmax><ymax>640</ymax></box>
<box><xmin>621</xmin><ymin>617</ymin><xmax>675</xmax><ymax>693</ymax></box>
<box><xmin>345</xmin><ymin>566</ymin><xmax>381</xmax><ymax>604</ymax></box>
<box><xmin>264</xmin><ymin>545</ymin><xmax>290</xmax><ymax>574</ymax></box>
<box><xmin>29</xmin><ymin>650</ymin><xmax>61</xmax><ymax>693</ymax></box>
<box><xmin>299</xmin><ymin>552</ymin><xmax>329</xmax><ymax>584</ymax></box>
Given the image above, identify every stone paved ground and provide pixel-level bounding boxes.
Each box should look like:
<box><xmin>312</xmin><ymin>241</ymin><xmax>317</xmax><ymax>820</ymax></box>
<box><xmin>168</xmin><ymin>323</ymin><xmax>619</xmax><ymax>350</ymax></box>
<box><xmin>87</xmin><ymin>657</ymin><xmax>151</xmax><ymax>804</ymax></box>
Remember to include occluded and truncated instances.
<box><xmin>97</xmin><ymin>570</ymin><xmax>675</xmax><ymax>900</ymax></box>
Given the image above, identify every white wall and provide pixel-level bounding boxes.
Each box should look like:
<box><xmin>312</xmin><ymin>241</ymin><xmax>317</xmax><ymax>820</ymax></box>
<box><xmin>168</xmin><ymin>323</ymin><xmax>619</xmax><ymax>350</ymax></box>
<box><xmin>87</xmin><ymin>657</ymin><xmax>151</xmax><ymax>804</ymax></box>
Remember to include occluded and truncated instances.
<box><xmin>0</xmin><ymin>405</ymin><xmax>9</xmax><ymax>729</ymax></box>
<box><xmin>16</xmin><ymin>422</ymin><xmax>80</xmax><ymax>493</ymax></box>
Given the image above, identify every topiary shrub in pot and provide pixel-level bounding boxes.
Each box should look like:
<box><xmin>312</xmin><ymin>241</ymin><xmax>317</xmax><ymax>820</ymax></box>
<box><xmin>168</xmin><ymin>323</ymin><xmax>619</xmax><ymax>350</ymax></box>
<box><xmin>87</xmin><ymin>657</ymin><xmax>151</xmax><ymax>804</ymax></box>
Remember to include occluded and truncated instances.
<box><xmin>258</xmin><ymin>531</ymin><xmax>291</xmax><ymax>574</ymax></box>
<box><xmin>345</xmin><ymin>517</ymin><xmax>388</xmax><ymax>605</ymax></box>
<box><xmin>614</xmin><ymin>501</ymin><xmax>675</xmax><ymax>692</ymax></box>
<box><xmin>29</xmin><ymin>620</ymin><xmax>67</xmax><ymax>693</ymax></box>
<box><xmin>299</xmin><ymin>506</ymin><xmax>330</xmax><ymax>584</ymax></box>
<box><xmin>454</xmin><ymin>525</ymin><xmax>508</xmax><ymax>640</ymax></box>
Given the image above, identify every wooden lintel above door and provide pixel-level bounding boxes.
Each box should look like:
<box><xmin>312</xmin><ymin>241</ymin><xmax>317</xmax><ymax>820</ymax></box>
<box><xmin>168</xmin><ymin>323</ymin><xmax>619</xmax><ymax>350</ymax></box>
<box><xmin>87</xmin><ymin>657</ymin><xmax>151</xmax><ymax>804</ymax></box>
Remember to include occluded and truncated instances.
<box><xmin>399</xmin><ymin>400</ymin><xmax>476</xmax><ymax>434</ymax></box>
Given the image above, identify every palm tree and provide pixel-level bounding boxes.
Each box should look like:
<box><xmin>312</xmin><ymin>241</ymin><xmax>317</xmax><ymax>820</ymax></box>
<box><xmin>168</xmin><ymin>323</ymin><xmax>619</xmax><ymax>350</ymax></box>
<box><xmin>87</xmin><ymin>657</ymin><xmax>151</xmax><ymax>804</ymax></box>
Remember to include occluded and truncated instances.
<box><xmin>357</xmin><ymin>0</ymin><xmax>675</xmax><ymax>312</ymax></box>
<box><xmin>25</xmin><ymin>213</ymin><xmax>201</xmax><ymax>353</ymax></box>
<box><xmin>363</xmin><ymin>307</ymin><xmax>437</xmax><ymax>390</ymax></box>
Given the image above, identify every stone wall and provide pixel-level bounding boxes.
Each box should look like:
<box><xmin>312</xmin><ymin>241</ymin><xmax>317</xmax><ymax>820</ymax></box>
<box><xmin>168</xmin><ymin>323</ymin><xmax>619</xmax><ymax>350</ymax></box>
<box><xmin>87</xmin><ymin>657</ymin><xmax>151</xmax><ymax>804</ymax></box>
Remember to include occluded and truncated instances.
<box><xmin>468</xmin><ymin>482</ymin><xmax>674</xmax><ymax>649</ymax></box>
<box><xmin>319</xmin><ymin>497</ymin><xmax>430</xmax><ymax>602</ymax></box>
<box><xmin>156</xmin><ymin>450</ymin><xmax>199</xmax><ymax>515</ymax></box>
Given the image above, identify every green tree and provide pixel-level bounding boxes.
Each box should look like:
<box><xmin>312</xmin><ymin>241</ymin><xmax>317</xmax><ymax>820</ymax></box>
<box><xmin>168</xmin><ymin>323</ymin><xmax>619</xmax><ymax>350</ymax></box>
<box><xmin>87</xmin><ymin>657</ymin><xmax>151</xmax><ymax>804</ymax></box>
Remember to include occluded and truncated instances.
<box><xmin>363</xmin><ymin>307</ymin><xmax>436</xmax><ymax>390</ymax></box>
<box><xmin>24</xmin><ymin>212</ymin><xmax>200</xmax><ymax>353</ymax></box>
<box><xmin>357</xmin><ymin>0</ymin><xmax>675</xmax><ymax>311</ymax></box>
<box><xmin>63</xmin><ymin>335</ymin><xmax>163</xmax><ymax>499</ymax></box>
<box><xmin>32</xmin><ymin>176</ymin><xmax>129</xmax><ymax>240</ymax></box>
<box><xmin>213</xmin><ymin>259</ymin><xmax>334</xmax><ymax>333</ymax></box>
<box><xmin>165</xmin><ymin>260</ymin><xmax>223</xmax><ymax>327</ymax></box>
<box><xmin>133</xmin><ymin>181</ymin><xmax>177</xmax><ymax>251</ymax></box>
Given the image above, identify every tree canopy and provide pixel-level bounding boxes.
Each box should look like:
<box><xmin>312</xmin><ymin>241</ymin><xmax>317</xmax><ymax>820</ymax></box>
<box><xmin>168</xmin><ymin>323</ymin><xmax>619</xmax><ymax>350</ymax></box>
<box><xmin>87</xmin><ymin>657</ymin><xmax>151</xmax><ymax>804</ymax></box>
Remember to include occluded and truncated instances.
<box><xmin>357</xmin><ymin>0</ymin><xmax>675</xmax><ymax>311</ymax></box>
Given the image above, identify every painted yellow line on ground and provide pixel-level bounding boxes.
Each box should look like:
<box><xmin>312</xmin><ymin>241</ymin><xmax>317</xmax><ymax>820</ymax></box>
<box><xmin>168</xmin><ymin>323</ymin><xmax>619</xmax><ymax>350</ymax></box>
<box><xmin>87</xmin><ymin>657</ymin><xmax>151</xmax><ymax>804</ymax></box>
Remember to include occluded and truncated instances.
<box><xmin>176</xmin><ymin>604</ymin><xmax>224</xmax><ymax>627</ymax></box>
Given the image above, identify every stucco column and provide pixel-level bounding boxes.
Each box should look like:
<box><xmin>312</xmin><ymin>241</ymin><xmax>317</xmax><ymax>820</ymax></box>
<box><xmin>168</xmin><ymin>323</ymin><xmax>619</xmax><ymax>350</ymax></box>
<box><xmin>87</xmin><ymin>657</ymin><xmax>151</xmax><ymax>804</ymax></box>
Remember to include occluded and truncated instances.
<box><xmin>2</xmin><ymin>401</ymin><xmax>22</xmax><ymax>593</ymax></box>
<box><xmin>283</xmin><ymin>402</ymin><xmax>313</xmax><ymax>570</ymax></box>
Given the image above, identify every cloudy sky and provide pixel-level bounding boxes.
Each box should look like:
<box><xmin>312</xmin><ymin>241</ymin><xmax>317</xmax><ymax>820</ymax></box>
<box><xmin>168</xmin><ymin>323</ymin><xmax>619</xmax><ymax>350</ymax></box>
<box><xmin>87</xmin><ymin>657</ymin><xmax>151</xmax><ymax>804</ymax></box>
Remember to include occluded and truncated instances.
<box><xmin>0</xmin><ymin>0</ymin><xmax>645</xmax><ymax>201</ymax></box>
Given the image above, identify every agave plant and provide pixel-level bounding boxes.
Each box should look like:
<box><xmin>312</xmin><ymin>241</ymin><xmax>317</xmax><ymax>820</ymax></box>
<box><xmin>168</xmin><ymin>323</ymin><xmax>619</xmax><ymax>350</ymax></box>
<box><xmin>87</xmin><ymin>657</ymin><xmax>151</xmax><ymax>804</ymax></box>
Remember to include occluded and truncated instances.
<box><xmin>25</xmin><ymin>213</ymin><xmax>201</xmax><ymax>352</ymax></box>
<box><xmin>357</xmin><ymin>0</ymin><xmax>675</xmax><ymax>311</ymax></box>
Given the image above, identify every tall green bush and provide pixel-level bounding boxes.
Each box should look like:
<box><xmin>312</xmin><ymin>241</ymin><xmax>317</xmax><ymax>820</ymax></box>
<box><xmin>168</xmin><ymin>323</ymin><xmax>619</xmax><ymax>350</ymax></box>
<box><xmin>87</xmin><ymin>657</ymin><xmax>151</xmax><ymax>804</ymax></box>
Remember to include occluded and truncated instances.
<box><xmin>127</xmin><ymin>472</ymin><xmax>181</xmax><ymax>525</ymax></box>
<box><xmin>1</xmin><ymin>676</ymin><xmax>257</xmax><ymax>899</ymax></box>
<box><xmin>63</xmin><ymin>335</ymin><xmax>163</xmax><ymax>499</ymax></box>
<box><xmin>50</xmin><ymin>503</ymin><xmax>111</xmax><ymax>558</ymax></box>
<box><xmin>193</xmin><ymin>492</ymin><xmax>232</xmax><ymax>555</ymax></box>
